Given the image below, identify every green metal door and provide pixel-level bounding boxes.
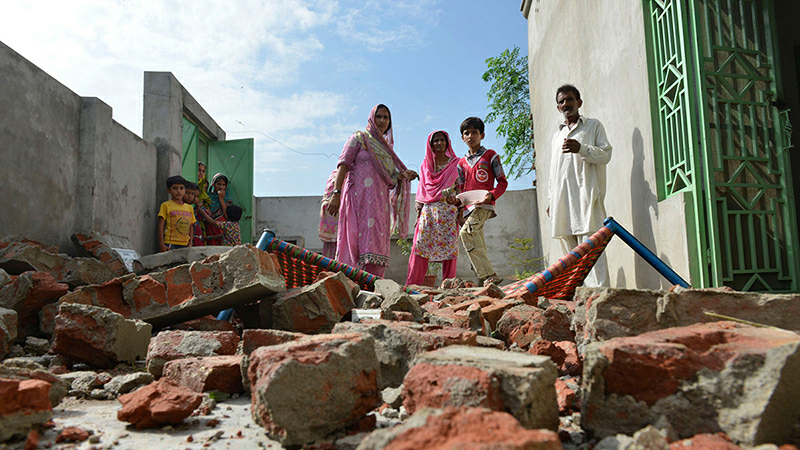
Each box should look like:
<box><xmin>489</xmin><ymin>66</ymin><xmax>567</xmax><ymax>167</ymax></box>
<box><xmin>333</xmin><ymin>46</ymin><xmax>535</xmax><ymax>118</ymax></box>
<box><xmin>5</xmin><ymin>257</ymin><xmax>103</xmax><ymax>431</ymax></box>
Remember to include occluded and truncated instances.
<box><xmin>644</xmin><ymin>0</ymin><xmax>799</xmax><ymax>291</ymax></box>
<box><xmin>181</xmin><ymin>117</ymin><xmax>199</xmax><ymax>182</ymax></box>
<box><xmin>689</xmin><ymin>0</ymin><xmax>799</xmax><ymax>291</ymax></box>
<box><xmin>208</xmin><ymin>139</ymin><xmax>255</xmax><ymax>245</ymax></box>
<box><xmin>643</xmin><ymin>0</ymin><xmax>711</xmax><ymax>287</ymax></box>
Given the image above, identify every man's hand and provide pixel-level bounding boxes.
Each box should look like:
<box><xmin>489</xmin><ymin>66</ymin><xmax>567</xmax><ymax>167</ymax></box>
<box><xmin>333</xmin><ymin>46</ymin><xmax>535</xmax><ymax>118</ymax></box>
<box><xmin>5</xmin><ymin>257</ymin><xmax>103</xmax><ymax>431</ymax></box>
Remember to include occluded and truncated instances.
<box><xmin>562</xmin><ymin>138</ymin><xmax>581</xmax><ymax>153</ymax></box>
<box><xmin>445</xmin><ymin>195</ymin><xmax>461</xmax><ymax>206</ymax></box>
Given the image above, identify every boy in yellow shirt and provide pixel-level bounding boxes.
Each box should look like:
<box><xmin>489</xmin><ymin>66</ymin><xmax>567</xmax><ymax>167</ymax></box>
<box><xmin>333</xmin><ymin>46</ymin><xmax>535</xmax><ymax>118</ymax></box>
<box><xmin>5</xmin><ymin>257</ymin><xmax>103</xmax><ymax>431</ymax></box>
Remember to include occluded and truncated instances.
<box><xmin>158</xmin><ymin>176</ymin><xmax>196</xmax><ymax>252</ymax></box>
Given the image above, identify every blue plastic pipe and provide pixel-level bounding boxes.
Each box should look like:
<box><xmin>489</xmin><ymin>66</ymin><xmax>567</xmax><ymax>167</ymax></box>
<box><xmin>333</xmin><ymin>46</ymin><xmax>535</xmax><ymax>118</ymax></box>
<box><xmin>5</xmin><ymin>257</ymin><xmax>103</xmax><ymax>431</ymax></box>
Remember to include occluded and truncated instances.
<box><xmin>603</xmin><ymin>217</ymin><xmax>690</xmax><ymax>288</ymax></box>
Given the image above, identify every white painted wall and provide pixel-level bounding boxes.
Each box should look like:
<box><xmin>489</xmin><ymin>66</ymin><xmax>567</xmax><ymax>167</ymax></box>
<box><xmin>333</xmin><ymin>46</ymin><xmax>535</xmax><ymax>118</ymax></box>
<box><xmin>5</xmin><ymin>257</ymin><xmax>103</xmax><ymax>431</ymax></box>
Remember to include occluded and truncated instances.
<box><xmin>523</xmin><ymin>0</ymin><xmax>691</xmax><ymax>289</ymax></box>
<box><xmin>255</xmin><ymin>189</ymin><xmax>542</xmax><ymax>285</ymax></box>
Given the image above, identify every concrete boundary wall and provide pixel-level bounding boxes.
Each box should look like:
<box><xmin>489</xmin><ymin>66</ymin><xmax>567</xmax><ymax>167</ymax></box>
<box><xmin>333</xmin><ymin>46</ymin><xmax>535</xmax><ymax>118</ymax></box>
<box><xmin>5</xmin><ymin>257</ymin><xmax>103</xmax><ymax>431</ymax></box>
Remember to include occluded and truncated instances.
<box><xmin>255</xmin><ymin>189</ymin><xmax>542</xmax><ymax>284</ymax></box>
<box><xmin>0</xmin><ymin>42</ymin><xmax>225</xmax><ymax>257</ymax></box>
<box><xmin>0</xmin><ymin>41</ymin><xmax>159</xmax><ymax>255</ymax></box>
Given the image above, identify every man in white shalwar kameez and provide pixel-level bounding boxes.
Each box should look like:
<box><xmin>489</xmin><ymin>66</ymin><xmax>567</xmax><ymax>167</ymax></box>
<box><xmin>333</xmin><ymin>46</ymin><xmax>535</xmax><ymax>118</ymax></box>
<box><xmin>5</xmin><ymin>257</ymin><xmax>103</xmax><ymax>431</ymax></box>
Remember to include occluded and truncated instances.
<box><xmin>547</xmin><ymin>84</ymin><xmax>612</xmax><ymax>287</ymax></box>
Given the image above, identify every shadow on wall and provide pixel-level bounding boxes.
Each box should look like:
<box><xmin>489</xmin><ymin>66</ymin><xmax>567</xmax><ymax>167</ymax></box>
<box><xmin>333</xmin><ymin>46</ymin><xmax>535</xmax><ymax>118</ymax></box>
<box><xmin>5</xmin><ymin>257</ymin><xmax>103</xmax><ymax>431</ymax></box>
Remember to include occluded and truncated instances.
<box><xmin>630</xmin><ymin>127</ymin><xmax>662</xmax><ymax>289</ymax></box>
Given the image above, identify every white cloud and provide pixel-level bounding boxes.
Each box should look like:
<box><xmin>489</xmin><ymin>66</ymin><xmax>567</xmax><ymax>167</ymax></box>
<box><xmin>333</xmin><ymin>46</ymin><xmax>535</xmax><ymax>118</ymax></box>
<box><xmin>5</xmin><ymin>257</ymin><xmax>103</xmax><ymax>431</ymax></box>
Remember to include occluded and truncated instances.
<box><xmin>0</xmin><ymin>0</ymin><xmax>451</xmax><ymax>195</ymax></box>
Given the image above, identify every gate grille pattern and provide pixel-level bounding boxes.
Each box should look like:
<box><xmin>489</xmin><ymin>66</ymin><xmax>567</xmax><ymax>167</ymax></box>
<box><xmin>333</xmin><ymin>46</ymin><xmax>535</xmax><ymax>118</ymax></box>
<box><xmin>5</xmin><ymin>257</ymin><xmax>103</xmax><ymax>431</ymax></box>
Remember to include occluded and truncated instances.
<box><xmin>694</xmin><ymin>0</ymin><xmax>798</xmax><ymax>291</ymax></box>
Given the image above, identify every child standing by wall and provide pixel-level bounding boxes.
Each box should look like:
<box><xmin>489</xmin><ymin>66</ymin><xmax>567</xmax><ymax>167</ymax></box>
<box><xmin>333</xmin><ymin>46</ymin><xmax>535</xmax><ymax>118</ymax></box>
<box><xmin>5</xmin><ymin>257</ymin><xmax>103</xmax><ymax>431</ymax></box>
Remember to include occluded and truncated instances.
<box><xmin>158</xmin><ymin>176</ymin><xmax>196</xmax><ymax>252</ymax></box>
<box><xmin>184</xmin><ymin>182</ymin><xmax>217</xmax><ymax>247</ymax></box>
<box><xmin>450</xmin><ymin>117</ymin><xmax>508</xmax><ymax>286</ymax></box>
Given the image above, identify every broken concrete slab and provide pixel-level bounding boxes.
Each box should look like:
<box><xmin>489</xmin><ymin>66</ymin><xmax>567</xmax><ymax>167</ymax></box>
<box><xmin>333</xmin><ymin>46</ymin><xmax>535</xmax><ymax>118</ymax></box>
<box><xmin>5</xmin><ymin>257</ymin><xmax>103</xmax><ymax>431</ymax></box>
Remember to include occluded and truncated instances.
<box><xmin>272</xmin><ymin>271</ymin><xmax>357</xmax><ymax>334</ymax></box>
<box><xmin>50</xmin><ymin>303</ymin><xmax>151</xmax><ymax>368</ymax></box>
<box><xmin>57</xmin><ymin>275</ymin><xmax>134</xmax><ymax>318</ymax></box>
<box><xmin>333</xmin><ymin>320</ymin><xmax>478</xmax><ymax>389</ymax></box>
<box><xmin>116</xmin><ymin>378</ymin><xmax>203</xmax><ymax>429</ymax></box>
<box><xmin>248</xmin><ymin>333</ymin><xmax>380</xmax><ymax>447</ymax></box>
<box><xmin>581</xmin><ymin>321</ymin><xmax>800</xmax><ymax>445</ymax></box>
<box><xmin>141</xmin><ymin>245</ymin><xmax>286</xmax><ymax>328</ymax></box>
<box><xmin>71</xmin><ymin>231</ymin><xmax>134</xmax><ymax>276</ymax></box>
<box><xmin>0</xmin><ymin>378</ymin><xmax>53</xmax><ymax>442</ymax></box>
<box><xmin>0</xmin><ymin>307</ymin><xmax>17</xmax><ymax>358</ymax></box>
<box><xmin>402</xmin><ymin>345</ymin><xmax>559</xmax><ymax>431</ymax></box>
<box><xmin>132</xmin><ymin>245</ymin><xmax>233</xmax><ymax>274</ymax></box>
<box><xmin>0</xmin><ymin>271</ymin><xmax>69</xmax><ymax>339</ymax></box>
<box><xmin>355</xmin><ymin>407</ymin><xmax>561</xmax><ymax>450</ymax></box>
<box><xmin>163</xmin><ymin>355</ymin><xmax>244</xmax><ymax>394</ymax></box>
<box><xmin>0</xmin><ymin>241</ymin><xmax>117</xmax><ymax>288</ymax></box>
<box><xmin>146</xmin><ymin>330</ymin><xmax>239</xmax><ymax>378</ymax></box>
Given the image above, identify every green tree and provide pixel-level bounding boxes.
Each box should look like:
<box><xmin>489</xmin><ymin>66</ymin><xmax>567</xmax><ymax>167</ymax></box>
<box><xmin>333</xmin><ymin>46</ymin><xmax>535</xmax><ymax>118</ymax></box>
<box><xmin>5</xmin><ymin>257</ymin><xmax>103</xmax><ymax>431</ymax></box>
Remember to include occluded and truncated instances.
<box><xmin>482</xmin><ymin>46</ymin><xmax>534</xmax><ymax>180</ymax></box>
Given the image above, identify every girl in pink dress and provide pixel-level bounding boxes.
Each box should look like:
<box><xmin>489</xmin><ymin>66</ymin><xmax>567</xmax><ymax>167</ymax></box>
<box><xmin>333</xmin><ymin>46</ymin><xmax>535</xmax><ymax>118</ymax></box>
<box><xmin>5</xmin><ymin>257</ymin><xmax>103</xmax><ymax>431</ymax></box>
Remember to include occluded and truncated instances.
<box><xmin>406</xmin><ymin>131</ymin><xmax>460</xmax><ymax>285</ymax></box>
<box><xmin>326</xmin><ymin>104</ymin><xmax>418</xmax><ymax>277</ymax></box>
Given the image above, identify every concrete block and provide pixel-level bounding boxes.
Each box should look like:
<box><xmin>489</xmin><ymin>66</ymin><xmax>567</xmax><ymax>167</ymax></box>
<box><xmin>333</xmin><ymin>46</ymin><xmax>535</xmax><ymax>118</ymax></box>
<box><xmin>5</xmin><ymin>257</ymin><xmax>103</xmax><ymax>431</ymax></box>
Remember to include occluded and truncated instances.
<box><xmin>581</xmin><ymin>321</ymin><xmax>800</xmax><ymax>445</ymax></box>
<box><xmin>0</xmin><ymin>241</ymin><xmax>117</xmax><ymax>287</ymax></box>
<box><xmin>248</xmin><ymin>333</ymin><xmax>380</xmax><ymax>447</ymax></box>
<box><xmin>272</xmin><ymin>271</ymin><xmax>356</xmax><ymax>334</ymax></box>
<box><xmin>0</xmin><ymin>271</ymin><xmax>69</xmax><ymax>339</ymax></box>
<box><xmin>163</xmin><ymin>355</ymin><xmax>244</xmax><ymax>394</ymax></box>
<box><xmin>71</xmin><ymin>231</ymin><xmax>133</xmax><ymax>276</ymax></box>
<box><xmin>402</xmin><ymin>345</ymin><xmax>559</xmax><ymax>431</ymax></box>
<box><xmin>146</xmin><ymin>330</ymin><xmax>239</xmax><ymax>378</ymax></box>
<box><xmin>528</xmin><ymin>340</ymin><xmax>582</xmax><ymax>377</ymax></box>
<box><xmin>50</xmin><ymin>303</ymin><xmax>151</xmax><ymax>368</ymax></box>
<box><xmin>496</xmin><ymin>304</ymin><xmax>574</xmax><ymax>350</ymax></box>
<box><xmin>103</xmin><ymin>372</ymin><xmax>154</xmax><ymax>397</ymax></box>
<box><xmin>0</xmin><ymin>360</ymin><xmax>68</xmax><ymax>407</ymax></box>
<box><xmin>333</xmin><ymin>320</ymin><xmax>478</xmax><ymax>389</ymax></box>
<box><xmin>0</xmin><ymin>378</ymin><xmax>53</xmax><ymax>442</ymax></box>
<box><xmin>355</xmin><ymin>407</ymin><xmax>561</xmax><ymax>450</ymax></box>
<box><xmin>0</xmin><ymin>307</ymin><xmax>17</xmax><ymax>358</ymax></box>
<box><xmin>374</xmin><ymin>278</ymin><xmax>403</xmax><ymax>298</ymax></box>
<box><xmin>117</xmin><ymin>378</ymin><xmax>203</xmax><ymax>429</ymax></box>
<box><xmin>0</xmin><ymin>269</ymin><xmax>11</xmax><ymax>289</ymax></box>
<box><xmin>356</xmin><ymin>291</ymin><xmax>383</xmax><ymax>309</ymax></box>
<box><xmin>241</xmin><ymin>329</ymin><xmax>305</xmax><ymax>356</ymax></box>
<box><xmin>381</xmin><ymin>291</ymin><xmax>423</xmax><ymax>323</ymax></box>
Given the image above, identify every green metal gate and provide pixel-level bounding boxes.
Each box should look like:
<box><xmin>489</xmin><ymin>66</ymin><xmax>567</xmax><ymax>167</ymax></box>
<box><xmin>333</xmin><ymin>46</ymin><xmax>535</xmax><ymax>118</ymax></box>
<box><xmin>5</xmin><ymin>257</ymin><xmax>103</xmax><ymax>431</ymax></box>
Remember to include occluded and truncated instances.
<box><xmin>644</xmin><ymin>0</ymin><xmax>800</xmax><ymax>291</ymax></box>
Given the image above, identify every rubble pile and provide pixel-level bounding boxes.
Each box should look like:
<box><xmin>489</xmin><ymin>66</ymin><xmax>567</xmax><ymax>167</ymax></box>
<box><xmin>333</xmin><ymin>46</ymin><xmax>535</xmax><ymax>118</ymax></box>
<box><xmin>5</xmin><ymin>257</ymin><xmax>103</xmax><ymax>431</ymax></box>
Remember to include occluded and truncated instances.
<box><xmin>0</xmin><ymin>233</ymin><xmax>799</xmax><ymax>449</ymax></box>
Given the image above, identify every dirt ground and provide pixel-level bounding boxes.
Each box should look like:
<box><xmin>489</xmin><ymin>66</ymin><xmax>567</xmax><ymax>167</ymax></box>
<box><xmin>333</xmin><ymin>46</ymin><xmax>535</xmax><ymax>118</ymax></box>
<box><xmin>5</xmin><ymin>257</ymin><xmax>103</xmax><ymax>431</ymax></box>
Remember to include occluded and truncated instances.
<box><xmin>3</xmin><ymin>395</ymin><xmax>286</xmax><ymax>450</ymax></box>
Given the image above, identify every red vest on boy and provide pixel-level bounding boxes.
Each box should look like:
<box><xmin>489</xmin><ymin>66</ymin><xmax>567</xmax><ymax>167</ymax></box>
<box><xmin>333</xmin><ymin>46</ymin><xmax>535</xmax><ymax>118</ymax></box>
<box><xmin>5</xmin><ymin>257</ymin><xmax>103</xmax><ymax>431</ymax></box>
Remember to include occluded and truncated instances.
<box><xmin>458</xmin><ymin>149</ymin><xmax>508</xmax><ymax>206</ymax></box>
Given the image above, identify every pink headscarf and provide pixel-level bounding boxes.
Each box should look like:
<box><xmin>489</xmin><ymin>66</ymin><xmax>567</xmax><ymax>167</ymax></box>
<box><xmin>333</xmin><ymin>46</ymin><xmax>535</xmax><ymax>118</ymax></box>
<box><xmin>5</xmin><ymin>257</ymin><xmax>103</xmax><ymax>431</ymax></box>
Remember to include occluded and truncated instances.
<box><xmin>354</xmin><ymin>104</ymin><xmax>411</xmax><ymax>238</ymax></box>
<box><xmin>416</xmin><ymin>130</ymin><xmax>459</xmax><ymax>204</ymax></box>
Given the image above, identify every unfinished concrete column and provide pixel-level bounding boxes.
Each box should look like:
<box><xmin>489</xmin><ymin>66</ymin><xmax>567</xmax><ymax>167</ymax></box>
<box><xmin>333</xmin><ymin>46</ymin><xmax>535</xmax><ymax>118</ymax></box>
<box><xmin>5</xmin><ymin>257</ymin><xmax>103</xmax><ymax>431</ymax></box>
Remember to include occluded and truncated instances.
<box><xmin>76</xmin><ymin>97</ymin><xmax>112</xmax><ymax>232</ymax></box>
<box><xmin>143</xmin><ymin>72</ymin><xmax>184</xmax><ymax>206</ymax></box>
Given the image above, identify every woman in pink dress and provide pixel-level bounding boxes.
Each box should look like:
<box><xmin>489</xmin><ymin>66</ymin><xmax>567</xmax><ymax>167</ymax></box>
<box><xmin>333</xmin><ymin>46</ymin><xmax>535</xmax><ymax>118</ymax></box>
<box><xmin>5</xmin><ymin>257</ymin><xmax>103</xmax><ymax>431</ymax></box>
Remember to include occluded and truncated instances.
<box><xmin>326</xmin><ymin>104</ymin><xmax>418</xmax><ymax>277</ymax></box>
<box><xmin>405</xmin><ymin>130</ymin><xmax>460</xmax><ymax>285</ymax></box>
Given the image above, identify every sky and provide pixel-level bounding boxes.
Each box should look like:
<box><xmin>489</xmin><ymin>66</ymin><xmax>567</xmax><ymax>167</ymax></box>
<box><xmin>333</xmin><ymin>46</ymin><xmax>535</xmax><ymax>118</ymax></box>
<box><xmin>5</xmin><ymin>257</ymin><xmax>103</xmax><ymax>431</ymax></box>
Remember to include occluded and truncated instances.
<box><xmin>1</xmin><ymin>0</ymin><xmax>533</xmax><ymax>197</ymax></box>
